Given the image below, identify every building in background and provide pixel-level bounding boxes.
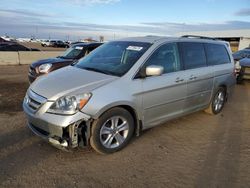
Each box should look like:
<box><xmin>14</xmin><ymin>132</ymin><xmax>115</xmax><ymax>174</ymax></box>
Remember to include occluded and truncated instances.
<box><xmin>178</xmin><ymin>29</ymin><xmax>250</xmax><ymax>52</ymax></box>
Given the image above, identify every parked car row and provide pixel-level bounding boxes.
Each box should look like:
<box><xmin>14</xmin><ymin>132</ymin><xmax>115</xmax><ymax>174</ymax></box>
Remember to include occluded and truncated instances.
<box><xmin>41</xmin><ymin>40</ymin><xmax>69</xmax><ymax>48</ymax></box>
<box><xmin>23</xmin><ymin>36</ymin><xmax>235</xmax><ymax>154</ymax></box>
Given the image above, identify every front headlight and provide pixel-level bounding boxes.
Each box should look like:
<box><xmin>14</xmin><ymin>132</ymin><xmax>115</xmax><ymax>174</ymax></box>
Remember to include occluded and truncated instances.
<box><xmin>39</xmin><ymin>63</ymin><xmax>52</xmax><ymax>73</ymax></box>
<box><xmin>47</xmin><ymin>93</ymin><xmax>92</xmax><ymax>115</ymax></box>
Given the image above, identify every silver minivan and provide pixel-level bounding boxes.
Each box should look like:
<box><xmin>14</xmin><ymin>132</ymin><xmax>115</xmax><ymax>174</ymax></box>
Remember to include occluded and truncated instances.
<box><xmin>23</xmin><ymin>36</ymin><xmax>235</xmax><ymax>154</ymax></box>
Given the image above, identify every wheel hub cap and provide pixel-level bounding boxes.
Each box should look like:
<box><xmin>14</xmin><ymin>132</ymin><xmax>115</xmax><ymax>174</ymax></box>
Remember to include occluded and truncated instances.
<box><xmin>213</xmin><ymin>91</ymin><xmax>225</xmax><ymax>112</ymax></box>
<box><xmin>100</xmin><ymin>116</ymin><xmax>129</xmax><ymax>149</ymax></box>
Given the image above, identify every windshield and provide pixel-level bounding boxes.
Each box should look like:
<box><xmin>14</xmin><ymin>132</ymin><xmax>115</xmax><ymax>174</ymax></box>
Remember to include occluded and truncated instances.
<box><xmin>75</xmin><ymin>41</ymin><xmax>151</xmax><ymax>77</ymax></box>
<box><xmin>61</xmin><ymin>45</ymin><xmax>85</xmax><ymax>59</ymax></box>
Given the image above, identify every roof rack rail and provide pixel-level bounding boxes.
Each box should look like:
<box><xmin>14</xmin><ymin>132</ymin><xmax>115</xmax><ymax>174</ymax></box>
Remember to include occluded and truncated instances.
<box><xmin>181</xmin><ymin>35</ymin><xmax>218</xmax><ymax>40</ymax></box>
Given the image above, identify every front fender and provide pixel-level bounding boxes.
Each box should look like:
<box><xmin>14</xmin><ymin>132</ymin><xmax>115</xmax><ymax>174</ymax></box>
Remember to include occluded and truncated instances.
<box><xmin>89</xmin><ymin>101</ymin><xmax>138</xmax><ymax>119</ymax></box>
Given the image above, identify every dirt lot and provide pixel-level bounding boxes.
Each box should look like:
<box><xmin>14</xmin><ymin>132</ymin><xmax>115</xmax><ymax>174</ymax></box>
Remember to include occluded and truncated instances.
<box><xmin>0</xmin><ymin>65</ymin><xmax>250</xmax><ymax>188</ymax></box>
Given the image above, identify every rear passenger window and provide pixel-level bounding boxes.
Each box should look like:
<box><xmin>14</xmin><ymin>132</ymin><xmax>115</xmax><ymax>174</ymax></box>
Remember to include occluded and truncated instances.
<box><xmin>205</xmin><ymin>43</ymin><xmax>231</xmax><ymax>65</ymax></box>
<box><xmin>179</xmin><ymin>42</ymin><xmax>207</xmax><ymax>69</ymax></box>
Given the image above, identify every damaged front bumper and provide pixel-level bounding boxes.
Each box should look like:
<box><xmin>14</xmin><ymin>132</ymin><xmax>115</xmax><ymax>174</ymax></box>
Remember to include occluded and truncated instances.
<box><xmin>23</xmin><ymin>90</ymin><xmax>92</xmax><ymax>150</ymax></box>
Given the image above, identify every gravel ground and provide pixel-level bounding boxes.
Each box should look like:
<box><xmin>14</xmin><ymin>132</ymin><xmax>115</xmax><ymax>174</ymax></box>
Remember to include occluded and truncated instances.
<box><xmin>0</xmin><ymin>65</ymin><xmax>250</xmax><ymax>188</ymax></box>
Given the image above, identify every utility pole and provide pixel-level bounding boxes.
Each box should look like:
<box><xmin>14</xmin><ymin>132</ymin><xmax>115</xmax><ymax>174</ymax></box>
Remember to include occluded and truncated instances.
<box><xmin>35</xmin><ymin>26</ymin><xmax>38</xmax><ymax>39</ymax></box>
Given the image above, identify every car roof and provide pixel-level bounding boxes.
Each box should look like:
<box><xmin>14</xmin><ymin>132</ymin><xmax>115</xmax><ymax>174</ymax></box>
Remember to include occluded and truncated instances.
<box><xmin>118</xmin><ymin>36</ymin><xmax>173</xmax><ymax>43</ymax></box>
<box><xmin>116</xmin><ymin>35</ymin><xmax>228</xmax><ymax>45</ymax></box>
<box><xmin>234</xmin><ymin>49</ymin><xmax>250</xmax><ymax>53</ymax></box>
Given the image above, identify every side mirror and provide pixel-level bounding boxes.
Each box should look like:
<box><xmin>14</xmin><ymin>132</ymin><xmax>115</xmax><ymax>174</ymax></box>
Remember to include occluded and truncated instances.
<box><xmin>146</xmin><ymin>65</ymin><xmax>164</xmax><ymax>76</ymax></box>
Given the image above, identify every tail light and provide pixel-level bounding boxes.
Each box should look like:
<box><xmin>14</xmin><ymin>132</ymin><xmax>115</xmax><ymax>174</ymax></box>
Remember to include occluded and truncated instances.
<box><xmin>233</xmin><ymin>68</ymin><xmax>237</xmax><ymax>77</ymax></box>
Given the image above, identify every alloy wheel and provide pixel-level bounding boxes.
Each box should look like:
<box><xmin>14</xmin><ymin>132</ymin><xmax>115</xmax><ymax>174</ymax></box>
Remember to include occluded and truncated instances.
<box><xmin>99</xmin><ymin>116</ymin><xmax>129</xmax><ymax>149</ymax></box>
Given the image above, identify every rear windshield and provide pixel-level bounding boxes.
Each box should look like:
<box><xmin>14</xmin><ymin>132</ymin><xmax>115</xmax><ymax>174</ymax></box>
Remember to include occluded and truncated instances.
<box><xmin>75</xmin><ymin>41</ymin><xmax>151</xmax><ymax>76</ymax></box>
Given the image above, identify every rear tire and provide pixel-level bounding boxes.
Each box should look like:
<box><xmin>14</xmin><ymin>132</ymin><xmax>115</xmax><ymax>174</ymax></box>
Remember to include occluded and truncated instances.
<box><xmin>90</xmin><ymin>107</ymin><xmax>134</xmax><ymax>154</ymax></box>
<box><xmin>205</xmin><ymin>87</ymin><xmax>226</xmax><ymax>115</ymax></box>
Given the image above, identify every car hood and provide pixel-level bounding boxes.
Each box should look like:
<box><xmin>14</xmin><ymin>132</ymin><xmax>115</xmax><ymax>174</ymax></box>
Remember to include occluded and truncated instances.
<box><xmin>30</xmin><ymin>66</ymin><xmax>118</xmax><ymax>100</ymax></box>
<box><xmin>31</xmin><ymin>57</ymin><xmax>73</xmax><ymax>68</ymax></box>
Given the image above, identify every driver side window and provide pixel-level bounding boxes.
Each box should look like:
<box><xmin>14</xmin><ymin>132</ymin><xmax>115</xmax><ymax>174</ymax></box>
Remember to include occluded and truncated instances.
<box><xmin>144</xmin><ymin>43</ymin><xmax>181</xmax><ymax>74</ymax></box>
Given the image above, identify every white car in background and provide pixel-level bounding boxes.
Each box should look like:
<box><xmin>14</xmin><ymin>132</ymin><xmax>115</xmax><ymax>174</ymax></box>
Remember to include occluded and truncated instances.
<box><xmin>41</xmin><ymin>40</ymin><xmax>52</xmax><ymax>47</ymax></box>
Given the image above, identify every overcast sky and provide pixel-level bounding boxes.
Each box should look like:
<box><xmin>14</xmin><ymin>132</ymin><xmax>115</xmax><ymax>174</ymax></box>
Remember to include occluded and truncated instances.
<box><xmin>0</xmin><ymin>0</ymin><xmax>250</xmax><ymax>41</ymax></box>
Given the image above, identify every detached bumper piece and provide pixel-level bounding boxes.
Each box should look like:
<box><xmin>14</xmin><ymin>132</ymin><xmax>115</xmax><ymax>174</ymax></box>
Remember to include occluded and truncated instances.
<box><xmin>28</xmin><ymin>120</ymin><xmax>91</xmax><ymax>151</ymax></box>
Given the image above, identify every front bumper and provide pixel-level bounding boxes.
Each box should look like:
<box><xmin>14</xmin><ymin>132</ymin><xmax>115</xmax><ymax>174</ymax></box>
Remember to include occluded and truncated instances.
<box><xmin>28</xmin><ymin>122</ymin><xmax>69</xmax><ymax>150</ymax></box>
<box><xmin>23</xmin><ymin>90</ymin><xmax>91</xmax><ymax>149</ymax></box>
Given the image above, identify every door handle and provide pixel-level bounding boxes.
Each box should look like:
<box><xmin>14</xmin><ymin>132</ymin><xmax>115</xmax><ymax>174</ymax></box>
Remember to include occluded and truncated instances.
<box><xmin>189</xmin><ymin>75</ymin><xmax>197</xmax><ymax>80</ymax></box>
<box><xmin>175</xmin><ymin>77</ymin><xmax>184</xmax><ymax>83</ymax></box>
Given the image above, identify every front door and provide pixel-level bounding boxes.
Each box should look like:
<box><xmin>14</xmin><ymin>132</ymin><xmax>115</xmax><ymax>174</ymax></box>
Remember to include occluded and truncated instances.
<box><xmin>141</xmin><ymin>43</ymin><xmax>187</xmax><ymax>129</ymax></box>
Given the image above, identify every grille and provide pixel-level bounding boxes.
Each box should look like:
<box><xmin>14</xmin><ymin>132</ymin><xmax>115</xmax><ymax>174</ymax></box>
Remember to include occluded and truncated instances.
<box><xmin>27</xmin><ymin>90</ymin><xmax>47</xmax><ymax>111</ymax></box>
<box><xmin>28</xmin><ymin>97</ymin><xmax>41</xmax><ymax>110</ymax></box>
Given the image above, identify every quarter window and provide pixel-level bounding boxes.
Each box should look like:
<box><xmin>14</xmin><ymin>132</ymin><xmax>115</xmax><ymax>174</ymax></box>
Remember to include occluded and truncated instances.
<box><xmin>144</xmin><ymin>43</ymin><xmax>181</xmax><ymax>74</ymax></box>
<box><xmin>179</xmin><ymin>42</ymin><xmax>207</xmax><ymax>69</ymax></box>
<box><xmin>205</xmin><ymin>43</ymin><xmax>231</xmax><ymax>65</ymax></box>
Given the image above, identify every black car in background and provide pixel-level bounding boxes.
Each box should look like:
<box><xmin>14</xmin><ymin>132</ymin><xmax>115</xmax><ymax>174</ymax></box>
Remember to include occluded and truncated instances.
<box><xmin>0</xmin><ymin>42</ymin><xmax>40</xmax><ymax>51</ymax></box>
<box><xmin>236</xmin><ymin>57</ymin><xmax>250</xmax><ymax>84</ymax></box>
<box><xmin>41</xmin><ymin>40</ymin><xmax>69</xmax><ymax>48</ymax></box>
<box><xmin>54</xmin><ymin>40</ymin><xmax>69</xmax><ymax>48</ymax></box>
<box><xmin>233</xmin><ymin>48</ymin><xmax>250</xmax><ymax>83</ymax></box>
<box><xmin>233</xmin><ymin>48</ymin><xmax>250</xmax><ymax>61</ymax></box>
<box><xmin>28</xmin><ymin>42</ymin><xmax>103</xmax><ymax>83</ymax></box>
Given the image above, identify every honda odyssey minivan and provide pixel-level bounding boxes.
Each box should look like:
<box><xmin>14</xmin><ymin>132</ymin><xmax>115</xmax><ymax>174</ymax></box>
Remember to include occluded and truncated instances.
<box><xmin>23</xmin><ymin>36</ymin><xmax>235</xmax><ymax>154</ymax></box>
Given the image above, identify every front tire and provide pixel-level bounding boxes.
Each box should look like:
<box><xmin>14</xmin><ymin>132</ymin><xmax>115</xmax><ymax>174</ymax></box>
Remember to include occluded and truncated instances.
<box><xmin>205</xmin><ymin>87</ymin><xmax>226</xmax><ymax>115</ymax></box>
<box><xmin>90</xmin><ymin>107</ymin><xmax>135</xmax><ymax>154</ymax></box>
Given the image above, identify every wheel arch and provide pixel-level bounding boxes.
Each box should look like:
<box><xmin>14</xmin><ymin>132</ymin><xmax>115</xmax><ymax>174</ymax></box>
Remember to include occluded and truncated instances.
<box><xmin>91</xmin><ymin>102</ymin><xmax>142</xmax><ymax>136</ymax></box>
